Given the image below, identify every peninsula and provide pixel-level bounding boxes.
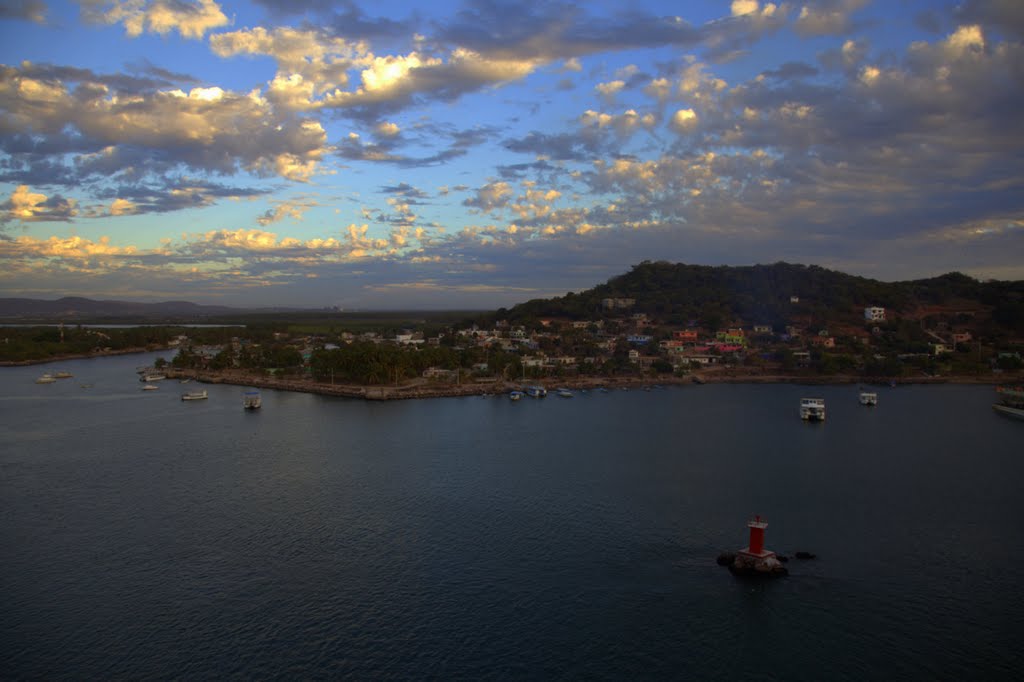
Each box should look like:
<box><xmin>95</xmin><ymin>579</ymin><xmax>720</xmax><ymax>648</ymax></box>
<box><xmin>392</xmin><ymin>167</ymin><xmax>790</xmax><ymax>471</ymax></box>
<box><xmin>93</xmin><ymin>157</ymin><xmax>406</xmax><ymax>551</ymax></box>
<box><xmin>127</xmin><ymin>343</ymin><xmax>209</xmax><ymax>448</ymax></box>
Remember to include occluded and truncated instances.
<box><xmin>4</xmin><ymin>262</ymin><xmax>1023</xmax><ymax>397</ymax></box>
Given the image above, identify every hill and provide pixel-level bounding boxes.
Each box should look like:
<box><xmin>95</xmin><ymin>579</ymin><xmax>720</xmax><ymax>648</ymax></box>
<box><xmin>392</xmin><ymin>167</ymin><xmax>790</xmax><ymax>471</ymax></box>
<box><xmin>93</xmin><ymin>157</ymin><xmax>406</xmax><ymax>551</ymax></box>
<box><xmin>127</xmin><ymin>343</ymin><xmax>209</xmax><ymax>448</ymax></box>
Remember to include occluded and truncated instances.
<box><xmin>0</xmin><ymin>296</ymin><xmax>296</xmax><ymax>322</ymax></box>
<box><xmin>493</xmin><ymin>261</ymin><xmax>1024</xmax><ymax>335</ymax></box>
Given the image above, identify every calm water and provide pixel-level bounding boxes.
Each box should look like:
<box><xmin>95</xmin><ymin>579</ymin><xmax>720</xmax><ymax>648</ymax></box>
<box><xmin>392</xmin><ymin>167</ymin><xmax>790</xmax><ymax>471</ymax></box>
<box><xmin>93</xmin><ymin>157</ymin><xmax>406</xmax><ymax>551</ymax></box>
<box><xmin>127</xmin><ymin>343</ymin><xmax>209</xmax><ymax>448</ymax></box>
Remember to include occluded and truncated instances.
<box><xmin>2</xmin><ymin>353</ymin><xmax>1022</xmax><ymax>679</ymax></box>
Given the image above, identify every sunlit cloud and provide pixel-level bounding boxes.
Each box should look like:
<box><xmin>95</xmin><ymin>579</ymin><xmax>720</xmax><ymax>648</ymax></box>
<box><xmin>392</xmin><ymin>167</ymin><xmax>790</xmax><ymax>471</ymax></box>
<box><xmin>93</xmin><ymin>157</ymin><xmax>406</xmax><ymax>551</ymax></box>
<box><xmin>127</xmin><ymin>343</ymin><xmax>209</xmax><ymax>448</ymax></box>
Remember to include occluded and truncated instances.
<box><xmin>78</xmin><ymin>0</ymin><xmax>229</xmax><ymax>39</ymax></box>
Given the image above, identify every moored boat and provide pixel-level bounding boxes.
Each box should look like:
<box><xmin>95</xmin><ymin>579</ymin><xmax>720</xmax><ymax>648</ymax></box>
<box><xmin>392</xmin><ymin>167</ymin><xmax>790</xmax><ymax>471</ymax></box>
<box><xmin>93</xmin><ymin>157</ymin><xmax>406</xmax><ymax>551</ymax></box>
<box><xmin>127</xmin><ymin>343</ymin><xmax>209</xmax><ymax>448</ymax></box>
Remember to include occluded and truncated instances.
<box><xmin>142</xmin><ymin>384</ymin><xmax>159</xmax><ymax>391</ymax></box>
<box><xmin>557</xmin><ymin>388</ymin><xmax>574</xmax><ymax>398</ymax></box>
<box><xmin>54</xmin><ymin>371</ymin><xmax>73</xmax><ymax>379</ymax></box>
<box><xmin>859</xmin><ymin>390</ymin><xmax>878</xmax><ymax>406</ymax></box>
<box><xmin>993</xmin><ymin>386</ymin><xmax>1024</xmax><ymax>421</ymax></box>
<box><xmin>800</xmin><ymin>397</ymin><xmax>826</xmax><ymax>421</ymax></box>
<box><xmin>181</xmin><ymin>390</ymin><xmax>208</xmax><ymax>401</ymax></box>
<box><xmin>509</xmin><ymin>390</ymin><xmax>524</xmax><ymax>401</ymax></box>
<box><xmin>35</xmin><ymin>374</ymin><xmax>57</xmax><ymax>384</ymax></box>
<box><xmin>243</xmin><ymin>389</ymin><xmax>262</xmax><ymax>410</ymax></box>
<box><xmin>526</xmin><ymin>385</ymin><xmax>547</xmax><ymax>398</ymax></box>
<box><xmin>140</xmin><ymin>374</ymin><xmax>166</xmax><ymax>382</ymax></box>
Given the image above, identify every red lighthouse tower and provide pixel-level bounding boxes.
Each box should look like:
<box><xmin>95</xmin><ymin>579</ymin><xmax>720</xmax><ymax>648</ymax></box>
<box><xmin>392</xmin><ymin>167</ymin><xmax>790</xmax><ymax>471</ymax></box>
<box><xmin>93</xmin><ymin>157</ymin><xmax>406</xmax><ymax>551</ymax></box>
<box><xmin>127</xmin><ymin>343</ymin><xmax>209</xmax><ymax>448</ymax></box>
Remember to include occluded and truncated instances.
<box><xmin>739</xmin><ymin>515</ymin><xmax>775</xmax><ymax>560</ymax></box>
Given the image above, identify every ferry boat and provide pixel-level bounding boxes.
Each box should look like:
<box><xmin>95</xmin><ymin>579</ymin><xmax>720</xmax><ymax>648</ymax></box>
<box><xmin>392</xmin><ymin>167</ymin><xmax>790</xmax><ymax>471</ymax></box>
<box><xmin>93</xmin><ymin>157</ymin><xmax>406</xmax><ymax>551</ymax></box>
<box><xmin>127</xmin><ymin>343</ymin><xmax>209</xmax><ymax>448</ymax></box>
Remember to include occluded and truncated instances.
<box><xmin>859</xmin><ymin>390</ymin><xmax>878</xmax><ymax>406</ymax></box>
<box><xmin>35</xmin><ymin>374</ymin><xmax>57</xmax><ymax>384</ymax></box>
<box><xmin>181</xmin><ymin>390</ymin><xmax>208</xmax><ymax>401</ymax></box>
<box><xmin>993</xmin><ymin>386</ymin><xmax>1024</xmax><ymax>421</ymax></box>
<box><xmin>243</xmin><ymin>389</ymin><xmax>262</xmax><ymax>410</ymax></box>
<box><xmin>800</xmin><ymin>397</ymin><xmax>826</xmax><ymax>421</ymax></box>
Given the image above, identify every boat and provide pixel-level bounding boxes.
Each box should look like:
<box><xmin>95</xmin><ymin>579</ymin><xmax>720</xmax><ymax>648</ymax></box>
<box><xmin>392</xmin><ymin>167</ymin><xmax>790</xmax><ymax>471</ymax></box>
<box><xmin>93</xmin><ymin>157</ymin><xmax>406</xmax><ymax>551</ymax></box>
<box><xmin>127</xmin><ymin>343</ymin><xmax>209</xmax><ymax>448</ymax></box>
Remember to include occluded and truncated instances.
<box><xmin>526</xmin><ymin>385</ymin><xmax>547</xmax><ymax>398</ymax></box>
<box><xmin>54</xmin><ymin>371</ymin><xmax>73</xmax><ymax>379</ymax></box>
<box><xmin>800</xmin><ymin>397</ymin><xmax>826</xmax><ymax>421</ymax></box>
<box><xmin>859</xmin><ymin>390</ymin><xmax>878</xmax><ymax>406</ymax></box>
<box><xmin>993</xmin><ymin>386</ymin><xmax>1024</xmax><ymax>421</ymax></box>
<box><xmin>243</xmin><ymin>389</ymin><xmax>262</xmax><ymax>410</ymax></box>
<box><xmin>181</xmin><ymin>390</ymin><xmax>208</xmax><ymax>401</ymax></box>
<box><xmin>557</xmin><ymin>388</ymin><xmax>574</xmax><ymax>398</ymax></box>
<box><xmin>509</xmin><ymin>390</ymin><xmax>524</xmax><ymax>401</ymax></box>
<box><xmin>179</xmin><ymin>378</ymin><xmax>191</xmax><ymax>384</ymax></box>
<box><xmin>142</xmin><ymin>384</ymin><xmax>159</xmax><ymax>391</ymax></box>
<box><xmin>34</xmin><ymin>374</ymin><xmax>57</xmax><ymax>384</ymax></box>
<box><xmin>140</xmin><ymin>374</ymin><xmax>166</xmax><ymax>382</ymax></box>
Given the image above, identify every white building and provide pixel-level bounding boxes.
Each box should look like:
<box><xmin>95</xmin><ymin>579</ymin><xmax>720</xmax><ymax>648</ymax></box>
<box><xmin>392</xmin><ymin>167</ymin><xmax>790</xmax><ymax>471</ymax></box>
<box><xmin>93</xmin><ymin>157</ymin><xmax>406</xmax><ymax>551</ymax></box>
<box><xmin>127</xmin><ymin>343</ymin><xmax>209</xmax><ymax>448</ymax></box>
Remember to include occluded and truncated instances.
<box><xmin>864</xmin><ymin>306</ymin><xmax>886</xmax><ymax>322</ymax></box>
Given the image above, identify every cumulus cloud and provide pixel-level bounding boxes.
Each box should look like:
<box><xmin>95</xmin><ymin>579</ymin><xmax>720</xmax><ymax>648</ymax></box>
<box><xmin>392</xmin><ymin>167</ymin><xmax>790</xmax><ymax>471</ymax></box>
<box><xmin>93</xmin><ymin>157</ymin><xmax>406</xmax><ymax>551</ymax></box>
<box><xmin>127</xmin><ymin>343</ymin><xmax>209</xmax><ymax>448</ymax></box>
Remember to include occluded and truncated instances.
<box><xmin>78</xmin><ymin>0</ymin><xmax>229</xmax><ymax>39</ymax></box>
<box><xmin>0</xmin><ymin>62</ymin><xmax>330</xmax><ymax>188</ymax></box>
<box><xmin>2</xmin><ymin>185</ymin><xmax>77</xmax><ymax>223</ymax></box>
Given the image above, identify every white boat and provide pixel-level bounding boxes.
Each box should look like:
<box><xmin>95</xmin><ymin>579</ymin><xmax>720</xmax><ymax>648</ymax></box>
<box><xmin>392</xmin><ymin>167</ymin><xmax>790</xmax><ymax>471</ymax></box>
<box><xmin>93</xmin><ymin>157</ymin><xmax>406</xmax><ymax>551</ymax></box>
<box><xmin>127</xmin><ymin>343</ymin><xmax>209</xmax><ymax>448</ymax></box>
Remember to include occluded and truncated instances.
<box><xmin>243</xmin><ymin>389</ymin><xmax>262</xmax><ymax>410</ymax></box>
<box><xmin>181</xmin><ymin>390</ymin><xmax>208</xmax><ymax>401</ymax></box>
<box><xmin>800</xmin><ymin>397</ymin><xmax>826</xmax><ymax>421</ymax></box>
<box><xmin>509</xmin><ymin>390</ymin><xmax>524</xmax><ymax>401</ymax></box>
<box><xmin>35</xmin><ymin>374</ymin><xmax>57</xmax><ymax>384</ymax></box>
<box><xmin>526</xmin><ymin>385</ymin><xmax>547</xmax><ymax>398</ymax></box>
<box><xmin>993</xmin><ymin>386</ymin><xmax>1024</xmax><ymax>421</ymax></box>
<box><xmin>54</xmin><ymin>371</ymin><xmax>73</xmax><ymax>379</ymax></box>
<box><xmin>140</xmin><ymin>374</ymin><xmax>166</xmax><ymax>382</ymax></box>
<box><xmin>859</xmin><ymin>390</ymin><xmax>878</xmax><ymax>406</ymax></box>
<box><xmin>142</xmin><ymin>384</ymin><xmax>159</xmax><ymax>391</ymax></box>
<box><xmin>557</xmin><ymin>388</ymin><xmax>574</xmax><ymax>398</ymax></box>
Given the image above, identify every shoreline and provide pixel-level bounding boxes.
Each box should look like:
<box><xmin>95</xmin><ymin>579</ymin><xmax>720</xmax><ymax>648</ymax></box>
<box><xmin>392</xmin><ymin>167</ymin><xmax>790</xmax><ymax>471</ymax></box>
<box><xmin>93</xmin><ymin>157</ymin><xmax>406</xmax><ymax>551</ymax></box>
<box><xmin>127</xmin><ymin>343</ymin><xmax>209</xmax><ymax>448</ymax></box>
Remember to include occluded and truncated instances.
<box><xmin>161</xmin><ymin>366</ymin><xmax>1011</xmax><ymax>401</ymax></box>
<box><xmin>4</xmin><ymin>349</ymin><xmax>1013</xmax><ymax>399</ymax></box>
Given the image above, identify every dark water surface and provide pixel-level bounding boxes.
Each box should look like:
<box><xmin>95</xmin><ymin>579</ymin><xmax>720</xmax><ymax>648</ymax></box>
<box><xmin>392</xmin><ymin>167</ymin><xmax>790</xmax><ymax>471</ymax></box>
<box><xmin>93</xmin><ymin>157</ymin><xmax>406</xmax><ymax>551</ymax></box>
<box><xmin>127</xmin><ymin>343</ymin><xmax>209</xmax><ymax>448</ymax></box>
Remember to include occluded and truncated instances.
<box><xmin>3</xmin><ymin>353</ymin><xmax>1023</xmax><ymax>679</ymax></box>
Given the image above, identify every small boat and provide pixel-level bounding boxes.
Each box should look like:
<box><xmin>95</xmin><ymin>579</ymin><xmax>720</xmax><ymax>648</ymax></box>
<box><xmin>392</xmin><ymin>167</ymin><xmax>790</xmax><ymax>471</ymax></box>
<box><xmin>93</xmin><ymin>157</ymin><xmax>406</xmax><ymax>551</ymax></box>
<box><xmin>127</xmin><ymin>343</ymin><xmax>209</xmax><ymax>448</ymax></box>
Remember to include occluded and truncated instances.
<box><xmin>509</xmin><ymin>390</ymin><xmax>524</xmax><ymax>401</ymax></box>
<box><xmin>243</xmin><ymin>389</ymin><xmax>262</xmax><ymax>410</ymax></box>
<box><xmin>800</xmin><ymin>397</ymin><xmax>826</xmax><ymax>421</ymax></box>
<box><xmin>140</xmin><ymin>374</ymin><xmax>166</xmax><ymax>382</ymax></box>
<box><xmin>557</xmin><ymin>388</ymin><xmax>574</xmax><ymax>398</ymax></box>
<box><xmin>54</xmin><ymin>371</ymin><xmax>73</xmax><ymax>379</ymax></box>
<box><xmin>526</xmin><ymin>385</ymin><xmax>547</xmax><ymax>398</ymax></box>
<box><xmin>35</xmin><ymin>374</ymin><xmax>57</xmax><ymax>384</ymax></box>
<box><xmin>993</xmin><ymin>386</ymin><xmax>1024</xmax><ymax>421</ymax></box>
<box><xmin>179</xmin><ymin>378</ymin><xmax>191</xmax><ymax>384</ymax></box>
<box><xmin>142</xmin><ymin>384</ymin><xmax>159</xmax><ymax>391</ymax></box>
<box><xmin>181</xmin><ymin>390</ymin><xmax>208</xmax><ymax>401</ymax></box>
<box><xmin>859</xmin><ymin>390</ymin><xmax>878</xmax><ymax>406</ymax></box>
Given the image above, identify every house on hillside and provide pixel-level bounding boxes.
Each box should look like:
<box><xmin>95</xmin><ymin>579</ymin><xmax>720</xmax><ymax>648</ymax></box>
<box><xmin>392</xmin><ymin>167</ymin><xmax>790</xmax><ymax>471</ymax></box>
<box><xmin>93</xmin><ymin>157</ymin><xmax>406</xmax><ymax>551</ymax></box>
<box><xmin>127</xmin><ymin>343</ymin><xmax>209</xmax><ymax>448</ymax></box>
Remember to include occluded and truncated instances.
<box><xmin>864</xmin><ymin>306</ymin><xmax>886</xmax><ymax>322</ymax></box>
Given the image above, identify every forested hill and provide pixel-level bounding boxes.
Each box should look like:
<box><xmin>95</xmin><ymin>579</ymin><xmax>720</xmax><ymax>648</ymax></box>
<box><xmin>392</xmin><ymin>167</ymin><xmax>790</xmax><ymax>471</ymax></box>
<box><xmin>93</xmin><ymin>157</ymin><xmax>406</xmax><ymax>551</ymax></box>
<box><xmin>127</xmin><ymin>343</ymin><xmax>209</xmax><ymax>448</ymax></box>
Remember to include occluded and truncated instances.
<box><xmin>491</xmin><ymin>262</ymin><xmax>1024</xmax><ymax>332</ymax></box>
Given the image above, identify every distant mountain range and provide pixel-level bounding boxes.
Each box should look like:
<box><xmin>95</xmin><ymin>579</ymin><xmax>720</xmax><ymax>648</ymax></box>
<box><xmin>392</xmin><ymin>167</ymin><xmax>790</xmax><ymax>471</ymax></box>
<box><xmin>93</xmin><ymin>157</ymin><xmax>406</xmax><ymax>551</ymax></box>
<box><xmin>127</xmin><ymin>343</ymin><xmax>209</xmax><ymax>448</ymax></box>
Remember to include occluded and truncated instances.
<box><xmin>0</xmin><ymin>296</ymin><xmax>298</xmax><ymax>320</ymax></box>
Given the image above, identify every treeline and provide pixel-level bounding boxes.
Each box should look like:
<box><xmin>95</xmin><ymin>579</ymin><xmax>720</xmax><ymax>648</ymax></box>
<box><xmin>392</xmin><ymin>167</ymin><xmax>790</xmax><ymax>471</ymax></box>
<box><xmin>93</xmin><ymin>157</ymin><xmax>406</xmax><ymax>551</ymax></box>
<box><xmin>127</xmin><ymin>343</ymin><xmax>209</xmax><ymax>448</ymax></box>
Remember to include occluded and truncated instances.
<box><xmin>0</xmin><ymin>325</ymin><xmax>183</xmax><ymax>363</ymax></box>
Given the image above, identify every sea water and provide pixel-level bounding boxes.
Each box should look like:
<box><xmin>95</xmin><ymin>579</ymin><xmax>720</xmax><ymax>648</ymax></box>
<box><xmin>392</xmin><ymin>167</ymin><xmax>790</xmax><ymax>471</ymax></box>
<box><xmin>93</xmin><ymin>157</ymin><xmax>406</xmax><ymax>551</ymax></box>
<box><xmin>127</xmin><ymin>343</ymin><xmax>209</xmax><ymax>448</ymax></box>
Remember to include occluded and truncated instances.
<box><xmin>2</xmin><ymin>353</ymin><xmax>1022</xmax><ymax>679</ymax></box>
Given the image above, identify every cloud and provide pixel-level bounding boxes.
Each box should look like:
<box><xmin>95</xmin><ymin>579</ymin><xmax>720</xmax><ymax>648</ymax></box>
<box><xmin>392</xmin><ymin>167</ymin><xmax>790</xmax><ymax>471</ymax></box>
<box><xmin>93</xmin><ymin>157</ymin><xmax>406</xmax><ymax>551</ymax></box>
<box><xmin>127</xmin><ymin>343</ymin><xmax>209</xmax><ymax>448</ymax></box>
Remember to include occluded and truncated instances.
<box><xmin>256</xmin><ymin>198</ymin><xmax>317</xmax><ymax>226</ymax></box>
<box><xmin>1</xmin><ymin>185</ymin><xmax>77</xmax><ymax>223</ymax></box>
<box><xmin>795</xmin><ymin>0</ymin><xmax>871</xmax><ymax>37</ymax></box>
<box><xmin>78</xmin><ymin>0</ymin><xmax>229</xmax><ymax>40</ymax></box>
<box><xmin>0</xmin><ymin>0</ymin><xmax>46</xmax><ymax>23</ymax></box>
<box><xmin>955</xmin><ymin>0</ymin><xmax>1024</xmax><ymax>41</ymax></box>
<box><xmin>0</xmin><ymin>62</ymin><xmax>330</xmax><ymax>188</ymax></box>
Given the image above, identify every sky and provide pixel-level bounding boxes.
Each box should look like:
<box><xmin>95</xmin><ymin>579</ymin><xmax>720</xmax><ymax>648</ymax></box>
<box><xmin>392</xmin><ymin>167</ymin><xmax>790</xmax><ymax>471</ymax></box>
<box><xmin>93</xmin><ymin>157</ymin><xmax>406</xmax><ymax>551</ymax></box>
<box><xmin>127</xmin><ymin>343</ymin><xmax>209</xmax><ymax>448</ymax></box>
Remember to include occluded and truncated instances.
<box><xmin>0</xmin><ymin>0</ymin><xmax>1022</xmax><ymax>309</ymax></box>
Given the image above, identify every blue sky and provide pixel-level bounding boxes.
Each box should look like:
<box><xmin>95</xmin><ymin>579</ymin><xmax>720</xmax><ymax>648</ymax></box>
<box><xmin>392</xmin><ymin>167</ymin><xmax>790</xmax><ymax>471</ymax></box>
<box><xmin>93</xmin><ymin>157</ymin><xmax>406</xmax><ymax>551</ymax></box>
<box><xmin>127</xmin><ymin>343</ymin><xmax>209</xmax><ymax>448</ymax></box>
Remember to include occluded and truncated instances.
<box><xmin>1</xmin><ymin>0</ymin><xmax>1022</xmax><ymax>309</ymax></box>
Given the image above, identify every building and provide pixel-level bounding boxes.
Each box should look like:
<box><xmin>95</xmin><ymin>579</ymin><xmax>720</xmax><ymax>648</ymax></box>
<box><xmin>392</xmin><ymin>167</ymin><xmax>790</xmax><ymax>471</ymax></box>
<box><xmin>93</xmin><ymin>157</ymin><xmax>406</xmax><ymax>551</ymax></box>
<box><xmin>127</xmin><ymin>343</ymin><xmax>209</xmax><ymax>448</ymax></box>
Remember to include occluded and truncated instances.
<box><xmin>864</xmin><ymin>306</ymin><xmax>886</xmax><ymax>322</ymax></box>
<box><xmin>601</xmin><ymin>297</ymin><xmax>636</xmax><ymax>310</ymax></box>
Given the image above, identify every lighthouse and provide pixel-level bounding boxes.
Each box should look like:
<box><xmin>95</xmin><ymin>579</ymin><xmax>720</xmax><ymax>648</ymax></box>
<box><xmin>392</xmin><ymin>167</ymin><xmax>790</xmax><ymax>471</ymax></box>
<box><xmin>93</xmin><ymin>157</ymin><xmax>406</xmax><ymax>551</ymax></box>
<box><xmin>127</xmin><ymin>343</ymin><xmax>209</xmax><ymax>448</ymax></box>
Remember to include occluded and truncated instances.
<box><xmin>740</xmin><ymin>515</ymin><xmax>774</xmax><ymax>560</ymax></box>
<box><xmin>719</xmin><ymin>514</ymin><xmax>787</xmax><ymax>577</ymax></box>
